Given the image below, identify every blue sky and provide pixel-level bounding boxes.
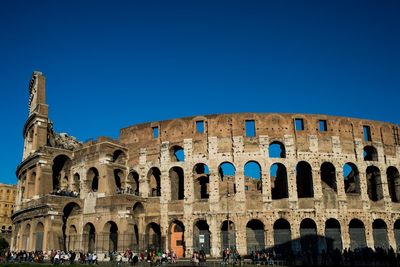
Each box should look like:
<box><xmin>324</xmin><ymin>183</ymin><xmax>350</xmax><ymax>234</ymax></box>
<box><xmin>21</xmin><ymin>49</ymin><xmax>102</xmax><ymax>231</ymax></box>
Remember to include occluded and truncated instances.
<box><xmin>1</xmin><ymin>0</ymin><xmax>399</xmax><ymax>185</ymax></box>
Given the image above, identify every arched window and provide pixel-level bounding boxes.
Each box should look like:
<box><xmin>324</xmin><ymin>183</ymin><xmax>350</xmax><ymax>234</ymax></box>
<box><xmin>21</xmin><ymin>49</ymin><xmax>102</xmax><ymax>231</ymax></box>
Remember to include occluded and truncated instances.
<box><xmin>270</xmin><ymin>163</ymin><xmax>288</xmax><ymax>199</ymax></box>
<box><xmin>170</xmin><ymin>167</ymin><xmax>184</xmax><ymax>200</ymax></box>
<box><xmin>87</xmin><ymin>167</ymin><xmax>99</xmax><ymax>192</ymax></box>
<box><xmin>170</xmin><ymin>145</ymin><xmax>184</xmax><ymax>162</ymax></box>
<box><xmin>244</xmin><ymin>161</ymin><xmax>262</xmax><ymax>192</ymax></box>
<box><xmin>325</xmin><ymin>219</ymin><xmax>342</xmax><ymax>251</ymax></box>
<box><xmin>363</xmin><ymin>146</ymin><xmax>378</xmax><ymax>161</ymax></box>
<box><xmin>343</xmin><ymin>163</ymin><xmax>360</xmax><ymax>194</ymax></box>
<box><xmin>218</xmin><ymin>162</ymin><xmax>236</xmax><ymax>196</ymax></box>
<box><xmin>366</xmin><ymin>166</ymin><xmax>383</xmax><ymax>201</ymax></box>
<box><xmin>52</xmin><ymin>155</ymin><xmax>72</xmax><ymax>191</ymax></box>
<box><xmin>269</xmin><ymin>141</ymin><xmax>286</xmax><ymax>158</ymax></box>
<box><xmin>147</xmin><ymin>167</ymin><xmax>161</xmax><ymax>197</ymax></box>
<box><xmin>193</xmin><ymin>163</ymin><xmax>210</xmax><ymax>200</ymax></box>
<box><xmin>296</xmin><ymin>161</ymin><xmax>313</xmax><ymax>198</ymax></box>
<box><xmin>387</xmin><ymin>167</ymin><xmax>400</xmax><ymax>202</ymax></box>
<box><xmin>349</xmin><ymin>219</ymin><xmax>366</xmax><ymax>249</ymax></box>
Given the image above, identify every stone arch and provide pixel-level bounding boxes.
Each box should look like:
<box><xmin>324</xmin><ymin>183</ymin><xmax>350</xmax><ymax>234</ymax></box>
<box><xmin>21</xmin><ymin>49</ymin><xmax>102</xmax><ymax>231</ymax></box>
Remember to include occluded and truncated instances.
<box><xmin>112</xmin><ymin>149</ymin><xmax>126</xmax><ymax>164</ymax></box>
<box><xmin>271</xmin><ymin>163</ymin><xmax>288</xmax><ymax>199</ymax></box>
<box><xmin>132</xmin><ymin>202</ymin><xmax>145</xmax><ymax>216</ymax></box>
<box><xmin>62</xmin><ymin>202</ymin><xmax>81</xmax><ymax>250</ymax></box>
<box><xmin>387</xmin><ymin>167</ymin><xmax>400</xmax><ymax>202</ymax></box>
<box><xmin>218</xmin><ymin>162</ymin><xmax>236</xmax><ymax>197</ymax></box>
<box><xmin>169</xmin><ymin>166</ymin><xmax>184</xmax><ymax>200</ymax></box>
<box><xmin>193</xmin><ymin>219</ymin><xmax>210</xmax><ymax>254</ymax></box>
<box><xmin>87</xmin><ymin>167</ymin><xmax>99</xmax><ymax>192</ymax></box>
<box><xmin>132</xmin><ymin>202</ymin><xmax>145</xmax><ymax>248</ymax></box>
<box><xmin>244</xmin><ymin>161</ymin><xmax>262</xmax><ymax>192</ymax></box>
<box><xmin>246</xmin><ymin>219</ymin><xmax>265</xmax><ymax>254</ymax></box>
<box><xmin>372</xmin><ymin>219</ymin><xmax>389</xmax><ymax>250</ymax></box>
<box><xmin>146</xmin><ymin>222</ymin><xmax>161</xmax><ymax>251</ymax></box>
<box><xmin>72</xmin><ymin>173</ymin><xmax>80</xmax><ymax>193</ymax></box>
<box><xmin>366</xmin><ymin>166</ymin><xmax>383</xmax><ymax>201</ymax></box>
<box><xmin>300</xmin><ymin>218</ymin><xmax>318</xmax><ymax>253</ymax></box>
<box><xmin>83</xmin><ymin>223</ymin><xmax>96</xmax><ymax>253</ymax></box>
<box><xmin>52</xmin><ymin>154</ymin><xmax>72</xmax><ymax>191</ymax></box>
<box><xmin>170</xmin><ymin>145</ymin><xmax>184</xmax><ymax>162</ymax></box>
<box><xmin>193</xmin><ymin>163</ymin><xmax>210</xmax><ymax>200</ymax></box>
<box><xmin>325</xmin><ymin>218</ymin><xmax>342</xmax><ymax>251</ymax></box>
<box><xmin>221</xmin><ymin>220</ymin><xmax>236</xmax><ymax>250</ymax></box>
<box><xmin>104</xmin><ymin>221</ymin><xmax>118</xmax><ymax>252</ymax></box>
<box><xmin>349</xmin><ymin>219</ymin><xmax>367</xmax><ymax>249</ymax></box>
<box><xmin>273</xmin><ymin>219</ymin><xmax>291</xmax><ymax>253</ymax></box>
<box><xmin>34</xmin><ymin>222</ymin><xmax>44</xmax><ymax>251</ymax></box>
<box><xmin>269</xmin><ymin>141</ymin><xmax>286</xmax><ymax>158</ymax></box>
<box><xmin>296</xmin><ymin>161</ymin><xmax>314</xmax><ymax>198</ymax></box>
<box><xmin>321</xmin><ymin>162</ymin><xmax>337</xmax><ymax>208</ymax></box>
<box><xmin>148</xmin><ymin>167</ymin><xmax>161</xmax><ymax>197</ymax></box>
<box><xmin>343</xmin><ymin>163</ymin><xmax>361</xmax><ymax>194</ymax></box>
<box><xmin>127</xmin><ymin>170</ymin><xmax>140</xmax><ymax>195</ymax></box>
<box><xmin>364</xmin><ymin>145</ymin><xmax>378</xmax><ymax>161</ymax></box>
<box><xmin>169</xmin><ymin>220</ymin><xmax>185</xmax><ymax>257</ymax></box>
<box><xmin>114</xmin><ymin>169</ymin><xmax>124</xmax><ymax>193</ymax></box>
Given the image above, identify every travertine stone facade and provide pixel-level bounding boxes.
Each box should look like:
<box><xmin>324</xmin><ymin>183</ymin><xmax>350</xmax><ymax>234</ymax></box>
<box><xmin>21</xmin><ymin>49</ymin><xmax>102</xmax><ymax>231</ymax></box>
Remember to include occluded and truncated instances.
<box><xmin>0</xmin><ymin>183</ymin><xmax>17</xmax><ymax>232</ymax></box>
<box><xmin>12</xmin><ymin>72</ymin><xmax>400</xmax><ymax>257</ymax></box>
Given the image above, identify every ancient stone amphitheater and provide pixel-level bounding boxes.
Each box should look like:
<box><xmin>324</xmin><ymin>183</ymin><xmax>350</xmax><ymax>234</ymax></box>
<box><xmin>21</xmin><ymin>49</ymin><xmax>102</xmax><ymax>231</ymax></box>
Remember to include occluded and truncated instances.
<box><xmin>11</xmin><ymin>72</ymin><xmax>400</xmax><ymax>258</ymax></box>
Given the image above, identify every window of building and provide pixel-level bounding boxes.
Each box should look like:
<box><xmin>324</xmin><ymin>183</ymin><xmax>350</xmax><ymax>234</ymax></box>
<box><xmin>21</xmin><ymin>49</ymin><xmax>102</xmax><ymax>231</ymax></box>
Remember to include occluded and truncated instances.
<box><xmin>196</xmin><ymin>120</ymin><xmax>204</xmax><ymax>133</ymax></box>
<box><xmin>319</xmin><ymin>120</ymin><xmax>327</xmax><ymax>132</ymax></box>
<box><xmin>245</xmin><ymin>120</ymin><xmax>256</xmax><ymax>137</ymax></box>
<box><xmin>295</xmin><ymin>118</ymin><xmax>304</xmax><ymax>131</ymax></box>
<box><xmin>363</xmin><ymin>125</ymin><xmax>372</xmax><ymax>141</ymax></box>
<box><xmin>152</xmin><ymin>126</ymin><xmax>159</xmax><ymax>139</ymax></box>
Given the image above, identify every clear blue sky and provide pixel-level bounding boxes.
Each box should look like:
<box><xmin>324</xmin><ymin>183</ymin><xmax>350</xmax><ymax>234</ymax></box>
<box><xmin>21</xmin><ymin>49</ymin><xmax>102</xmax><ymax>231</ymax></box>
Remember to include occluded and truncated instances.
<box><xmin>1</xmin><ymin>0</ymin><xmax>399</xmax><ymax>185</ymax></box>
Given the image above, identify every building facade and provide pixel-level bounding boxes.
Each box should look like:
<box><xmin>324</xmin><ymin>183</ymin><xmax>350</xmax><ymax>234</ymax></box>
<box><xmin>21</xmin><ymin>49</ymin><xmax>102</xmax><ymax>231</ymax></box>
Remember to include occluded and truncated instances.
<box><xmin>0</xmin><ymin>183</ymin><xmax>17</xmax><ymax>238</ymax></box>
<box><xmin>11</xmin><ymin>71</ymin><xmax>400</xmax><ymax>257</ymax></box>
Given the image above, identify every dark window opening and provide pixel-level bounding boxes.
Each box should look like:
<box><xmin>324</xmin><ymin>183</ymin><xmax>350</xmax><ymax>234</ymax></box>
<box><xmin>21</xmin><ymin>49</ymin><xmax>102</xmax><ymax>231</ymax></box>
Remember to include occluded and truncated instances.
<box><xmin>363</xmin><ymin>146</ymin><xmax>378</xmax><ymax>161</ymax></box>
<box><xmin>387</xmin><ymin>167</ymin><xmax>400</xmax><ymax>203</ymax></box>
<box><xmin>363</xmin><ymin>125</ymin><xmax>372</xmax><ymax>141</ymax></box>
<box><xmin>296</xmin><ymin>161</ymin><xmax>314</xmax><ymax>198</ymax></box>
<box><xmin>245</xmin><ymin>120</ymin><xmax>255</xmax><ymax>137</ymax></box>
<box><xmin>343</xmin><ymin>163</ymin><xmax>360</xmax><ymax>194</ymax></box>
<box><xmin>196</xmin><ymin>121</ymin><xmax>204</xmax><ymax>133</ymax></box>
<box><xmin>148</xmin><ymin>168</ymin><xmax>161</xmax><ymax>197</ymax></box>
<box><xmin>271</xmin><ymin>163</ymin><xmax>288</xmax><ymax>199</ymax></box>
<box><xmin>319</xmin><ymin>120</ymin><xmax>327</xmax><ymax>132</ymax></box>
<box><xmin>366</xmin><ymin>166</ymin><xmax>383</xmax><ymax>201</ymax></box>
<box><xmin>295</xmin><ymin>118</ymin><xmax>304</xmax><ymax>131</ymax></box>
<box><xmin>170</xmin><ymin>167</ymin><xmax>185</xmax><ymax>200</ymax></box>
<box><xmin>152</xmin><ymin>127</ymin><xmax>159</xmax><ymax>139</ymax></box>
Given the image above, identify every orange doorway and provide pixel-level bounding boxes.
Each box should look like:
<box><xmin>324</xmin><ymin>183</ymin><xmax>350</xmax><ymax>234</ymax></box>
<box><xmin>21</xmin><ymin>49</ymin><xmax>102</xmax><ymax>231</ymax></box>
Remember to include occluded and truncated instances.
<box><xmin>170</xmin><ymin>222</ymin><xmax>185</xmax><ymax>258</ymax></box>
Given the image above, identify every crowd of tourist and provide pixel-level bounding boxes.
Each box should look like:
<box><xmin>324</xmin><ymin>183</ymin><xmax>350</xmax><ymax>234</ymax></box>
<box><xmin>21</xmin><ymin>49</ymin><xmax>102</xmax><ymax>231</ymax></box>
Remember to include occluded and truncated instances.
<box><xmin>2</xmin><ymin>246</ymin><xmax>400</xmax><ymax>266</ymax></box>
<box><xmin>50</xmin><ymin>188</ymin><xmax>79</xmax><ymax>197</ymax></box>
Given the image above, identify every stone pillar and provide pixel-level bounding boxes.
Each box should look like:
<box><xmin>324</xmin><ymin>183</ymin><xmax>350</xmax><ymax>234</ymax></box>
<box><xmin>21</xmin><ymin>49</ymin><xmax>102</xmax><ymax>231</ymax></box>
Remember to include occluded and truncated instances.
<box><xmin>365</xmin><ymin>219</ymin><xmax>374</xmax><ymax>248</ymax></box>
<box><xmin>287</xmin><ymin>162</ymin><xmax>298</xmax><ymax>208</ymax></box>
<box><xmin>210</xmin><ymin>216</ymin><xmax>220</xmax><ymax>258</ymax></box>
<box><xmin>34</xmin><ymin>163</ymin><xmax>42</xmax><ymax>198</ymax></box>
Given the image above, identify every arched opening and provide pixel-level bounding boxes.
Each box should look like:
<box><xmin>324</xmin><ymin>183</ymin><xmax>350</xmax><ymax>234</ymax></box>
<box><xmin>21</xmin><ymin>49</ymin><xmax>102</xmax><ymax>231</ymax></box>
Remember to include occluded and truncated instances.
<box><xmin>373</xmin><ymin>219</ymin><xmax>389</xmax><ymax>250</ymax></box>
<box><xmin>72</xmin><ymin>173</ymin><xmax>80</xmax><ymax>194</ymax></box>
<box><xmin>127</xmin><ymin>171</ymin><xmax>140</xmax><ymax>195</ymax></box>
<box><xmin>83</xmin><ymin>223</ymin><xmax>96</xmax><ymax>253</ymax></box>
<box><xmin>273</xmin><ymin>219</ymin><xmax>291</xmax><ymax>254</ymax></box>
<box><xmin>246</xmin><ymin>219</ymin><xmax>265</xmax><ymax>254</ymax></box>
<box><xmin>321</xmin><ymin>162</ymin><xmax>337</xmax><ymax>208</ymax></box>
<box><xmin>244</xmin><ymin>161</ymin><xmax>262</xmax><ymax>192</ymax></box>
<box><xmin>87</xmin><ymin>167</ymin><xmax>99</xmax><ymax>192</ymax></box>
<box><xmin>296</xmin><ymin>161</ymin><xmax>314</xmax><ymax>198</ymax></box>
<box><xmin>170</xmin><ymin>167</ymin><xmax>184</xmax><ymax>200</ymax></box>
<box><xmin>343</xmin><ymin>163</ymin><xmax>361</xmax><ymax>194</ymax></box>
<box><xmin>170</xmin><ymin>220</ymin><xmax>185</xmax><ymax>258</ymax></box>
<box><xmin>394</xmin><ymin>220</ymin><xmax>400</xmax><ymax>251</ymax></box>
<box><xmin>269</xmin><ymin>141</ymin><xmax>286</xmax><ymax>158</ymax></box>
<box><xmin>52</xmin><ymin>155</ymin><xmax>72</xmax><ymax>191</ymax></box>
<box><xmin>193</xmin><ymin>163</ymin><xmax>210</xmax><ymax>200</ymax></box>
<box><xmin>349</xmin><ymin>219</ymin><xmax>366</xmax><ymax>249</ymax></box>
<box><xmin>34</xmin><ymin>222</ymin><xmax>44</xmax><ymax>251</ymax></box>
<box><xmin>170</xmin><ymin>145</ymin><xmax>184</xmax><ymax>162</ymax></box>
<box><xmin>270</xmin><ymin>163</ymin><xmax>288</xmax><ymax>199</ymax></box>
<box><xmin>104</xmin><ymin>221</ymin><xmax>118</xmax><ymax>253</ymax></box>
<box><xmin>62</xmin><ymin>202</ymin><xmax>81</xmax><ymax>251</ymax></box>
<box><xmin>114</xmin><ymin>169</ymin><xmax>123</xmax><ymax>193</ymax></box>
<box><xmin>112</xmin><ymin>150</ymin><xmax>126</xmax><ymax>164</ymax></box>
<box><xmin>221</xmin><ymin>220</ymin><xmax>236</xmax><ymax>250</ymax></box>
<box><xmin>325</xmin><ymin>219</ymin><xmax>342</xmax><ymax>251</ymax></box>
<box><xmin>132</xmin><ymin>202</ymin><xmax>145</xmax><ymax>216</ymax></box>
<box><xmin>148</xmin><ymin>167</ymin><xmax>161</xmax><ymax>197</ymax></box>
<box><xmin>146</xmin><ymin>223</ymin><xmax>161</xmax><ymax>251</ymax></box>
<box><xmin>363</xmin><ymin>146</ymin><xmax>378</xmax><ymax>161</ymax></box>
<box><xmin>193</xmin><ymin>220</ymin><xmax>210</xmax><ymax>254</ymax></box>
<box><xmin>387</xmin><ymin>167</ymin><xmax>400</xmax><ymax>202</ymax></box>
<box><xmin>300</xmin><ymin>218</ymin><xmax>318</xmax><ymax>254</ymax></box>
<box><xmin>218</xmin><ymin>162</ymin><xmax>236</xmax><ymax>197</ymax></box>
<box><xmin>366</xmin><ymin>166</ymin><xmax>383</xmax><ymax>201</ymax></box>
<box><xmin>22</xmin><ymin>224</ymin><xmax>31</xmax><ymax>250</ymax></box>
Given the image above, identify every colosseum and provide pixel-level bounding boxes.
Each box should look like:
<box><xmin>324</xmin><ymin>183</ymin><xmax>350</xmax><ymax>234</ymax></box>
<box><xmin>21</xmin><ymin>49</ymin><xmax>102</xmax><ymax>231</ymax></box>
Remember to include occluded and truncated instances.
<box><xmin>11</xmin><ymin>71</ymin><xmax>400</xmax><ymax>258</ymax></box>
